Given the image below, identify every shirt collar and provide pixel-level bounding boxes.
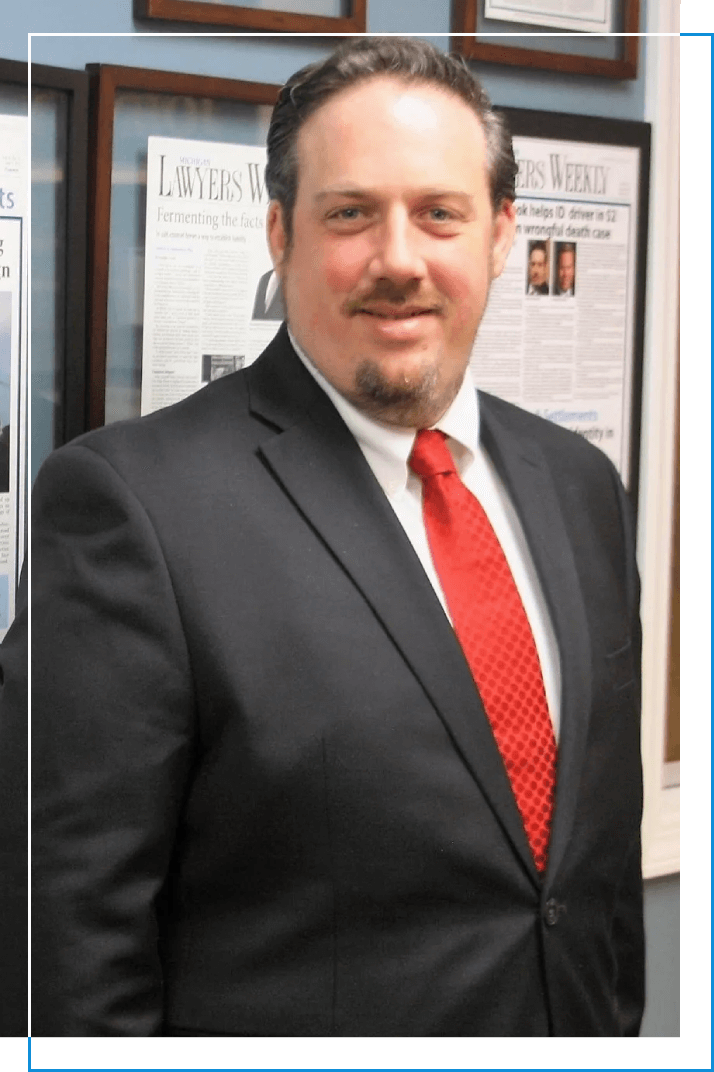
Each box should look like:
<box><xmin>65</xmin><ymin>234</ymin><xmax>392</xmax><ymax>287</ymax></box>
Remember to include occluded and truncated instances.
<box><xmin>288</xmin><ymin>328</ymin><xmax>480</xmax><ymax>498</ymax></box>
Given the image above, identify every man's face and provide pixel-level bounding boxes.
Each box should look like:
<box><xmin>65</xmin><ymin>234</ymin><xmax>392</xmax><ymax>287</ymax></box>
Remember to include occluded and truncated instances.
<box><xmin>267</xmin><ymin>76</ymin><xmax>516</xmax><ymax>428</ymax></box>
<box><xmin>558</xmin><ymin>250</ymin><xmax>575</xmax><ymax>291</ymax></box>
<box><xmin>528</xmin><ymin>248</ymin><xmax>547</xmax><ymax>287</ymax></box>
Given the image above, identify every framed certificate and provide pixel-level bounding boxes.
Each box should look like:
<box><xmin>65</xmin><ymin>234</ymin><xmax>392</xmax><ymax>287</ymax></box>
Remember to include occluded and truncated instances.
<box><xmin>134</xmin><ymin>0</ymin><xmax>367</xmax><ymax>33</ymax></box>
<box><xmin>452</xmin><ymin>0</ymin><xmax>640</xmax><ymax>78</ymax></box>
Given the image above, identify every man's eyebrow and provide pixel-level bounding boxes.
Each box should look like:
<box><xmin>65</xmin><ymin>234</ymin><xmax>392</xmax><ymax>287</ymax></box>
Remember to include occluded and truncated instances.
<box><xmin>313</xmin><ymin>187</ymin><xmax>475</xmax><ymax>203</ymax></box>
<box><xmin>314</xmin><ymin>187</ymin><xmax>373</xmax><ymax>203</ymax></box>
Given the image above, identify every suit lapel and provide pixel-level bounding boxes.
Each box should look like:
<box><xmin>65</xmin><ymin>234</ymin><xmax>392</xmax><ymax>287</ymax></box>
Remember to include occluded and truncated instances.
<box><xmin>247</xmin><ymin>332</ymin><xmax>541</xmax><ymax>884</ymax></box>
<box><xmin>479</xmin><ymin>394</ymin><xmax>592</xmax><ymax>885</ymax></box>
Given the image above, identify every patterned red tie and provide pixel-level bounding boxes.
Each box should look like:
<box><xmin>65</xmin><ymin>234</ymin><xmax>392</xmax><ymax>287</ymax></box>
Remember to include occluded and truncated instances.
<box><xmin>409</xmin><ymin>430</ymin><xmax>556</xmax><ymax>872</ymax></box>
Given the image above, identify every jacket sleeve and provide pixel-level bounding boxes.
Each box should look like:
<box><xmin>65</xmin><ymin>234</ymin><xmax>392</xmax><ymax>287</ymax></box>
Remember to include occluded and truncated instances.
<box><xmin>31</xmin><ymin>443</ymin><xmax>196</xmax><ymax>1036</ymax></box>
<box><xmin>0</xmin><ymin>567</ymin><xmax>28</xmax><ymax>1036</ymax></box>
<box><xmin>612</xmin><ymin>833</ymin><xmax>645</xmax><ymax>1035</ymax></box>
<box><xmin>610</xmin><ymin>465</ymin><xmax>645</xmax><ymax>1037</ymax></box>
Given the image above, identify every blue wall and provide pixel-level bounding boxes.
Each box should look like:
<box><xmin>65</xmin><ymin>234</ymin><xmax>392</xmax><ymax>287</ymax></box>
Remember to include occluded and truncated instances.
<box><xmin>17</xmin><ymin>7</ymin><xmax>647</xmax><ymax>121</ymax></box>
<box><xmin>5</xmin><ymin>0</ymin><xmax>679</xmax><ymax>1037</ymax></box>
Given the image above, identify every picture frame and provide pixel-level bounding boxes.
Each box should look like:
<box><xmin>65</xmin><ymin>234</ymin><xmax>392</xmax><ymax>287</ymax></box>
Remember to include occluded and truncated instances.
<box><xmin>30</xmin><ymin>62</ymin><xmax>90</xmax><ymax>463</ymax></box>
<box><xmin>482</xmin><ymin>105</ymin><xmax>650</xmax><ymax>504</ymax></box>
<box><xmin>452</xmin><ymin>0</ymin><xmax>640</xmax><ymax>79</ymax></box>
<box><xmin>0</xmin><ymin>58</ymin><xmax>26</xmax><ymax>93</ymax></box>
<box><xmin>0</xmin><ymin>61</ymin><xmax>28</xmax><ymax>621</ymax></box>
<box><xmin>85</xmin><ymin>63</ymin><xmax>280</xmax><ymax>429</ymax></box>
<box><xmin>134</xmin><ymin>0</ymin><xmax>367</xmax><ymax>34</ymax></box>
<box><xmin>664</xmin><ymin>369</ymin><xmax>679</xmax><ymax>774</ymax></box>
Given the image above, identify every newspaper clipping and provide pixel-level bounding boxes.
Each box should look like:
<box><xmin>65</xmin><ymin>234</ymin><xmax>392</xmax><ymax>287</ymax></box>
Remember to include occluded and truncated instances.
<box><xmin>0</xmin><ymin>115</ymin><xmax>27</xmax><ymax>639</ymax></box>
<box><xmin>141</xmin><ymin>136</ymin><xmax>281</xmax><ymax>416</ymax></box>
<box><xmin>471</xmin><ymin>134</ymin><xmax>640</xmax><ymax>482</ymax></box>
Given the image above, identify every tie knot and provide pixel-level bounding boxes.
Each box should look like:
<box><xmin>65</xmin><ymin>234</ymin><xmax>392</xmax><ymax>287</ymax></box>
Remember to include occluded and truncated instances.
<box><xmin>409</xmin><ymin>430</ymin><xmax>457</xmax><ymax>480</ymax></box>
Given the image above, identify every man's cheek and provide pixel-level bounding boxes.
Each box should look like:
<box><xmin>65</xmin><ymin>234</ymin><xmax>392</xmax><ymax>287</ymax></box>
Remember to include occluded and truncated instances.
<box><xmin>324</xmin><ymin>244</ymin><xmax>370</xmax><ymax>292</ymax></box>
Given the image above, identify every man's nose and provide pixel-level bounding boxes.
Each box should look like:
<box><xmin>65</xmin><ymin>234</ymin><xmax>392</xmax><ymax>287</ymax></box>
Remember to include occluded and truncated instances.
<box><xmin>367</xmin><ymin>209</ymin><xmax>426</xmax><ymax>283</ymax></box>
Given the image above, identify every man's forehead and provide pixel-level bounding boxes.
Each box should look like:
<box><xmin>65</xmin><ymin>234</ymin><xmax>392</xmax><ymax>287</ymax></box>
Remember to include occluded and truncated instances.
<box><xmin>292</xmin><ymin>75</ymin><xmax>490</xmax><ymax>205</ymax></box>
<box><xmin>297</xmin><ymin>74</ymin><xmax>485</xmax><ymax>144</ymax></box>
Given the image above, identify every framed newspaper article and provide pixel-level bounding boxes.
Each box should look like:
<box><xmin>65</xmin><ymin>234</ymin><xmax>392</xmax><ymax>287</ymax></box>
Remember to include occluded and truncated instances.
<box><xmin>134</xmin><ymin>0</ymin><xmax>367</xmax><ymax>33</ymax></box>
<box><xmin>85</xmin><ymin>64</ymin><xmax>280</xmax><ymax>428</ymax></box>
<box><xmin>0</xmin><ymin>109</ymin><xmax>27</xmax><ymax>634</ymax></box>
<box><xmin>139</xmin><ymin>135</ymin><xmax>283</xmax><ymax>418</ymax></box>
<box><xmin>452</xmin><ymin>1</ymin><xmax>640</xmax><ymax>78</ymax></box>
<box><xmin>473</xmin><ymin>106</ymin><xmax>650</xmax><ymax>501</ymax></box>
<box><xmin>0</xmin><ymin>60</ymin><xmax>28</xmax><ymax>635</ymax></box>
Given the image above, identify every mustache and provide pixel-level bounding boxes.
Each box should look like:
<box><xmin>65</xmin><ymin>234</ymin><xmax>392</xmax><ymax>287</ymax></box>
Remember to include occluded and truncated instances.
<box><xmin>343</xmin><ymin>280</ymin><xmax>443</xmax><ymax>316</ymax></box>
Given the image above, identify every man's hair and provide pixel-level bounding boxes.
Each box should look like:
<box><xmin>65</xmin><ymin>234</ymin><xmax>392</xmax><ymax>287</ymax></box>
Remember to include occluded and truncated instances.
<box><xmin>265</xmin><ymin>36</ymin><xmax>517</xmax><ymax>244</ymax></box>
<box><xmin>530</xmin><ymin>241</ymin><xmax>547</xmax><ymax>256</ymax></box>
<box><xmin>557</xmin><ymin>242</ymin><xmax>576</xmax><ymax>259</ymax></box>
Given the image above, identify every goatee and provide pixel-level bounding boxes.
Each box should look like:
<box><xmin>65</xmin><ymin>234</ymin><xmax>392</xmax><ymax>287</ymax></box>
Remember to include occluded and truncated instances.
<box><xmin>347</xmin><ymin>359</ymin><xmax>459</xmax><ymax>429</ymax></box>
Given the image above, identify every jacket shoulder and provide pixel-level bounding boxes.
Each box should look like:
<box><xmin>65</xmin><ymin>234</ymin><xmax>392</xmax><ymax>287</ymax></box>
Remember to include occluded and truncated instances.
<box><xmin>478</xmin><ymin>390</ymin><xmax>621</xmax><ymax>480</ymax></box>
<box><xmin>39</xmin><ymin>371</ymin><xmax>260</xmax><ymax>497</ymax></box>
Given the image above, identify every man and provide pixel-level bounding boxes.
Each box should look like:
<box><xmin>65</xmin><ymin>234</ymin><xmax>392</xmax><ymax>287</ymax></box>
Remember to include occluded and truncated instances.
<box><xmin>26</xmin><ymin>37</ymin><xmax>643</xmax><ymax>1036</ymax></box>
<box><xmin>555</xmin><ymin>242</ymin><xmax>576</xmax><ymax>296</ymax></box>
<box><xmin>527</xmin><ymin>240</ymin><xmax>550</xmax><ymax>295</ymax></box>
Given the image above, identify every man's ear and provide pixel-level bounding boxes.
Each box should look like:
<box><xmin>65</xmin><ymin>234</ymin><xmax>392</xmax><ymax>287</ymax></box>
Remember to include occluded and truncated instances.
<box><xmin>267</xmin><ymin>200</ymin><xmax>288</xmax><ymax>274</ymax></box>
<box><xmin>491</xmin><ymin>200</ymin><xmax>517</xmax><ymax>280</ymax></box>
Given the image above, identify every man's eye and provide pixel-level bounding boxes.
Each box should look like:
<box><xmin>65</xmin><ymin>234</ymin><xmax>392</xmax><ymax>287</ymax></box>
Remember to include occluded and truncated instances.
<box><xmin>428</xmin><ymin>207</ymin><xmax>453</xmax><ymax>222</ymax></box>
<box><xmin>331</xmin><ymin>207</ymin><xmax>362</xmax><ymax>220</ymax></box>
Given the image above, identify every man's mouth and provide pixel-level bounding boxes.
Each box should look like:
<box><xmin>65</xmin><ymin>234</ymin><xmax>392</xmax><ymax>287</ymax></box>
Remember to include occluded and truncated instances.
<box><xmin>357</xmin><ymin>306</ymin><xmax>437</xmax><ymax>319</ymax></box>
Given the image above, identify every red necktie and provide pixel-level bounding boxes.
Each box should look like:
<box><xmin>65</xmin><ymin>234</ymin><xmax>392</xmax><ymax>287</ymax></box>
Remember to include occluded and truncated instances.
<box><xmin>409</xmin><ymin>430</ymin><xmax>556</xmax><ymax>872</ymax></box>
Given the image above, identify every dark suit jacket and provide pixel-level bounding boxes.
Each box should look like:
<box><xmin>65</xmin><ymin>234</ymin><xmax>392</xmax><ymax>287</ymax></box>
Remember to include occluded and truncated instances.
<box><xmin>28</xmin><ymin>326</ymin><xmax>644</xmax><ymax>1036</ymax></box>
<box><xmin>0</xmin><ymin>568</ymin><xmax>28</xmax><ymax>1036</ymax></box>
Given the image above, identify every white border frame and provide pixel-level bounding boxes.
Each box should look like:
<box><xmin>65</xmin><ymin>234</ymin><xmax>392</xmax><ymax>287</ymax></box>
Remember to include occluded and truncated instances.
<box><xmin>638</xmin><ymin>8</ymin><xmax>680</xmax><ymax>877</ymax></box>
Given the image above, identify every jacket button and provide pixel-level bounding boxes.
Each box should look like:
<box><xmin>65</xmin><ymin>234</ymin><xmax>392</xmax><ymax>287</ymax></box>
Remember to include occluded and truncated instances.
<box><xmin>544</xmin><ymin>898</ymin><xmax>562</xmax><ymax>926</ymax></box>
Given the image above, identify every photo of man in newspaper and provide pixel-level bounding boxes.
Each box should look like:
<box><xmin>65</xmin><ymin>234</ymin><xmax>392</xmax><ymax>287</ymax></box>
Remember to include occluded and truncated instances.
<box><xmin>526</xmin><ymin>239</ymin><xmax>550</xmax><ymax>295</ymax></box>
<box><xmin>554</xmin><ymin>241</ymin><xmax>576</xmax><ymax>297</ymax></box>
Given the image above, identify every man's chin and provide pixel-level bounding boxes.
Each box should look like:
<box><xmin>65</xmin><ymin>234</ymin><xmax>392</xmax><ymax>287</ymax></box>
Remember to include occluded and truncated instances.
<box><xmin>346</xmin><ymin>359</ymin><xmax>461</xmax><ymax>429</ymax></box>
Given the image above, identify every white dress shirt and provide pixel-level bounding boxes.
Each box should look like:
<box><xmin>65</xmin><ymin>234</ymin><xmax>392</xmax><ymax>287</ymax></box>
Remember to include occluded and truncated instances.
<box><xmin>289</xmin><ymin>331</ymin><xmax>562</xmax><ymax>738</ymax></box>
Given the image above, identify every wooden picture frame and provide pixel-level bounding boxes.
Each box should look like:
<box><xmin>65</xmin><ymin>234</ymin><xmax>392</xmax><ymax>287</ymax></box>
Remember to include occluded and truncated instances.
<box><xmin>134</xmin><ymin>0</ymin><xmax>366</xmax><ymax>33</ymax></box>
<box><xmin>86</xmin><ymin>64</ymin><xmax>280</xmax><ymax>429</ymax></box>
<box><xmin>0</xmin><ymin>60</ymin><xmax>28</xmax><ymax>619</ymax></box>
<box><xmin>31</xmin><ymin>63</ymin><xmax>90</xmax><ymax>452</ymax></box>
<box><xmin>452</xmin><ymin>0</ymin><xmax>640</xmax><ymax>79</ymax></box>
<box><xmin>0</xmin><ymin>58</ymin><xmax>26</xmax><ymax>88</ymax></box>
<box><xmin>665</xmin><ymin>367</ymin><xmax>679</xmax><ymax>769</ymax></box>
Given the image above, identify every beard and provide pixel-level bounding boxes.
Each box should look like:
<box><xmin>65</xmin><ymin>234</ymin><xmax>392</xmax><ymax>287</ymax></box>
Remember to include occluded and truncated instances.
<box><xmin>281</xmin><ymin>249</ymin><xmax>499</xmax><ymax>429</ymax></box>
<box><xmin>336</xmin><ymin>279</ymin><xmax>465</xmax><ymax>428</ymax></box>
<box><xmin>345</xmin><ymin>355</ymin><xmax>462</xmax><ymax>429</ymax></box>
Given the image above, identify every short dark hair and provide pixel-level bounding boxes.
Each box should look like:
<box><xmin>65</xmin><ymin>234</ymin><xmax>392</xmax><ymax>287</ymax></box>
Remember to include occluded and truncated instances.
<box><xmin>557</xmin><ymin>242</ymin><xmax>576</xmax><ymax>259</ymax></box>
<box><xmin>529</xmin><ymin>241</ymin><xmax>547</xmax><ymax>256</ymax></box>
<box><xmin>265</xmin><ymin>36</ymin><xmax>517</xmax><ymax>244</ymax></box>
